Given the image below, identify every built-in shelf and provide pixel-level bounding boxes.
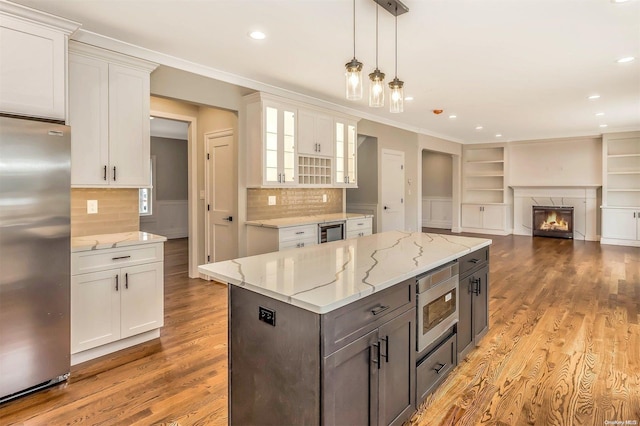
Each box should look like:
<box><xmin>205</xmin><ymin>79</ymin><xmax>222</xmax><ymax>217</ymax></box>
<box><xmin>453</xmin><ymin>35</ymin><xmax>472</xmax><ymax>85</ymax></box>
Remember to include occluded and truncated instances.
<box><xmin>607</xmin><ymin>153</ymin><xmax>640</xmax><ymax>158</ymax></box>
<box><xmin>298</xmin><ymin>155</ymin><xmax>331</xmax><ymax>185</ymax></box>
<box><xmin>465</xmin><ymin>159</ymin><xmax>504</xmax><ymax>164</ymax></box>
<box><xmin>462</xmin><ymin>144</ymin><xmax>509</xmax><ymax>210</ymax></box>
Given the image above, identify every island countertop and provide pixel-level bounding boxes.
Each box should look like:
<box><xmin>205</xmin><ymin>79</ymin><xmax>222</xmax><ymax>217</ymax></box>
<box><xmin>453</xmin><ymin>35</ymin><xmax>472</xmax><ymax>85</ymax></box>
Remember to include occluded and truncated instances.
<box><xmin>198</xmin><ymin>231</ymin><xmax>491</xmax><ymax>314</ymax></box>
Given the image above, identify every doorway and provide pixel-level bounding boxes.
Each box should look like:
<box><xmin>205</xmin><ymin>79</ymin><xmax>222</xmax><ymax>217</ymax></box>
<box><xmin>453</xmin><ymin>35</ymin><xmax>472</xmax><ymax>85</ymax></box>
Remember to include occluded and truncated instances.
<box><xmin>421</xmin><ymin>150</ymin><xmax>453</xmax><ymax>230</ymax></box>
<box><xmin>381</xmin><ymin>149</ymin><xmax>405</xmax><ymax>232</ymax></box>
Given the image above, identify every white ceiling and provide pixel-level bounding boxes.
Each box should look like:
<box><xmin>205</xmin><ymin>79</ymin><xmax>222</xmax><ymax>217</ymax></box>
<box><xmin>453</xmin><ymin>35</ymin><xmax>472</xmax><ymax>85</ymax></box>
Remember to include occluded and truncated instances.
<box><xmin>12</xmin><ymin>0</ymin><xmax>640</xmax><ymax>143</ymax></box>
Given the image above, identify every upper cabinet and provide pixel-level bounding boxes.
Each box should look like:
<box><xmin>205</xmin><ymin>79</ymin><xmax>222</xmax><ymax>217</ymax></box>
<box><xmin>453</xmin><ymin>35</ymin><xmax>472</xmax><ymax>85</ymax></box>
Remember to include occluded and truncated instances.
<box><xmin>335</xmin><ymin>118</ymin><xmax>357</xmax><ymax>187</ymax></box>
<box><xmin>244</xmin><ymin>92</ymin><xmax>359</xmax><ymax>188</ymax></box>
<box><xmin>0</xmin><ymin>3</ymin><xmax>80</xmax><ymax>121</ymax></box>
<box><xmin>68</xmin><ymin>42</ymin><xmax>158</xmax><ymax>187</ymax></box>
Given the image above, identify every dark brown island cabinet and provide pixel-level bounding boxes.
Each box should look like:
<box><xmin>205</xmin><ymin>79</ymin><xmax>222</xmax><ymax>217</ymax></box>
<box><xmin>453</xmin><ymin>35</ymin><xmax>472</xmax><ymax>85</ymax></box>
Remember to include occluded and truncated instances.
<box><xmin>229</xmin><ymin>279</ymin><xmax>416</xmax><ymax>426</ymax></box>
<box><xmin>457</xmin><ymin>246</ymin><xmax>490</xmax><ymax>360</ymax></box>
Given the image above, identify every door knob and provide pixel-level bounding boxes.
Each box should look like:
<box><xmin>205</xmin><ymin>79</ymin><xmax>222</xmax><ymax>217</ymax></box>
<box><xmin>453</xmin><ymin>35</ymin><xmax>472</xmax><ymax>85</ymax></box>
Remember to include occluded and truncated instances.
<box><xmin>384</xmin><ymin>206</ymin><xmax>389</xmax><ymax>210</ymax></box>
<box><xmin>223</xmin><ymin>216</ymin><xmax>233</xmax><ymax>222</ymax></box>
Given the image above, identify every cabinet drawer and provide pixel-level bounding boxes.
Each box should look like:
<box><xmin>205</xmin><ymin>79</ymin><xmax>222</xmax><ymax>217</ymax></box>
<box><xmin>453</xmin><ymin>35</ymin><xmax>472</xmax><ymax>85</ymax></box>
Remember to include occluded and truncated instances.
<box><xmin>72</xmin><ymin>243</ymin><xmax>164</xmax><ymax>275</ymax></box>
<box><xmin>346</xmin><ymin>229</ymin><xmax>372</xmax><ymax>239</ymax></box>
<box><xmin>279</xmin><ymin>237</ymin><xmax>317</xmax><ymax>251</ymax></box>
<box><xmin>279</xmin><ymin>225</ymin><xmax>317</xmax><ymax>243</ymax></box>
<box><xmin>416</xmin><ymin>332</ymin><xmax>456</xmax><ymax>404</ymax></box>
<box><xmin>459</xmin><ymin>246</ymin><xmax>489</xmax><ymax>276</ymax></box>
<box><xmin>346</xmin><ymin>217</ymin><xmax>372</xmax><ymax>233</ymax></box>
<box><xmin>322</xmin><ymin>278</ymin><xmax>414</xmax><ymax>355</ymax></box>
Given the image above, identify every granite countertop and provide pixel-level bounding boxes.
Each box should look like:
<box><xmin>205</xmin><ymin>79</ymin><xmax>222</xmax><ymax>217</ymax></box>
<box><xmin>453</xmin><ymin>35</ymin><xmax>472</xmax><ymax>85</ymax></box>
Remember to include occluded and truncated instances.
<box><xmin>71</xmin><ymin>231</ymin><xmax>167</xmax><ymax>253</ymax></box>
<box><xmin>245</xmin><ymin>213</ymin><xmax>373</xmax><ymax>228</ymax></box>
<box><xmin>199</xmin><ymin>231</ymin><xmax>491</xmax><ymax>314</ymax></box>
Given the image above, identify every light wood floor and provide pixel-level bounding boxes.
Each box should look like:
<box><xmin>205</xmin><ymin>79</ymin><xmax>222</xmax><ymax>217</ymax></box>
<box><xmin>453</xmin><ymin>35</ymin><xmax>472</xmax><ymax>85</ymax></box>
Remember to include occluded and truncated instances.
<box><xmin>1</xmin><ymin>234</ymin><xmax>638</xmax><ymax>425</ymax></box>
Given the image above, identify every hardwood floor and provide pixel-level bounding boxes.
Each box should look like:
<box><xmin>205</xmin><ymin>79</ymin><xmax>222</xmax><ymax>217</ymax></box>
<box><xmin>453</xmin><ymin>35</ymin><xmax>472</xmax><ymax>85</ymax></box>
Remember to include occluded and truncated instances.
<box><xmin>1</xmin><ymin>234</ymin><xmax>638</xmax><ymax>425</ymax></box>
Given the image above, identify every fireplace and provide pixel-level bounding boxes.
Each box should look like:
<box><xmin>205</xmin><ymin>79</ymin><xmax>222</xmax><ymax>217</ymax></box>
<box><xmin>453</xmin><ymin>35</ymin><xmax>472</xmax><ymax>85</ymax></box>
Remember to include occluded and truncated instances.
<box><xmin>532</xmin><ymin>206</ymin><xmax>574</xmax><ymax>239</ymax></box>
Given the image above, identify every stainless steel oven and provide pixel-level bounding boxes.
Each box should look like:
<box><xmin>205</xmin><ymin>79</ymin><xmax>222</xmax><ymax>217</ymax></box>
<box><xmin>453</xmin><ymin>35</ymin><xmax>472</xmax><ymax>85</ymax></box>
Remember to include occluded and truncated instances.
<box><xmin>318</xmin><ymin>221</ymin><xmax>345</xmax><ymax>244</ymax></box>
<box><xmin>416</xmin><ymin>262</ymin><xmax>459</xmax><ymax>353</ymax></box>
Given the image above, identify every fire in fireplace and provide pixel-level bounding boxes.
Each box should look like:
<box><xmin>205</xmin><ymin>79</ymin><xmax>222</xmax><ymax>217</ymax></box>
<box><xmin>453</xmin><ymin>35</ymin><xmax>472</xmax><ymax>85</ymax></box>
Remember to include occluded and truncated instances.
<box><xmin>532</xmin><ymin>206</ymin><xmax>574</xmax><ymax>239</ymax></box>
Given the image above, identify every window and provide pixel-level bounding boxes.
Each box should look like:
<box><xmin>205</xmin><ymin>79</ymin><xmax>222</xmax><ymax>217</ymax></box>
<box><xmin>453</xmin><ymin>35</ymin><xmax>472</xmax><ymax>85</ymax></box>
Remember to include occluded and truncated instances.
<box><xmin>139</xmin><ymin>156</ymin><xmax>155</xmax><ymax>216</ymax></box>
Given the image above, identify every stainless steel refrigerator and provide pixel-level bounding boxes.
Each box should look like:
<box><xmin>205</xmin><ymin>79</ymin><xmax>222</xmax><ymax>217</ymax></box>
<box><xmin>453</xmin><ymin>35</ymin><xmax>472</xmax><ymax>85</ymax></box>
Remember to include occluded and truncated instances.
<box><xmin>0</xmin><ymin>115</ymin><xmax>70</xmax><ymax>403</ymax></box>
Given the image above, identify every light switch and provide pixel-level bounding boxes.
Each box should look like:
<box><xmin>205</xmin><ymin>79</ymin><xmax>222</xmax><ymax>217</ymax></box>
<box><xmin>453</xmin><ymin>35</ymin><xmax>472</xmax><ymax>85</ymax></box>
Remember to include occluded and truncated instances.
<box><xmin>87</xmin><ymin>200</ymin><xmax>98</xmax><ymax>214</ymax></box>
<box><xmin>322</xmin><ymin>194</ymin><xmax>327</xmax><ymax>203</ymax></box>
<box><xmin>268</xmin><ymin>196</ymin><xmax>276</xmax><ymax>206</ymax></box>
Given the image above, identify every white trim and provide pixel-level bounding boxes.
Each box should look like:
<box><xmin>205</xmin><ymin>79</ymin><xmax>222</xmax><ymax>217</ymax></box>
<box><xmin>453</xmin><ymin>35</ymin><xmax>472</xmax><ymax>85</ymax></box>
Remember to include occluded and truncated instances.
<box><xmin>600</xmin><ymin>238</ymin><xmax>640</xmax><ymax>247</ymax></box>
<box><xmin>421</xmin><ymin>197</ymin><xmax>452</xmax><ymax>229</ymax></box>
<box><xmin>69</xmin><ymin>41</ymin><xmax>158</xmax><ymax>72</ymax></box>
<box><xmin>71</xmin><ymin>329</ymin><xmax>160</xmax><ymax>366</ymax></box>
<box><xmin>149</xmin><ymin>109</ymin><xmax>198</xmax><ymax>278</ymax></box>
<box><xmin>0</xmin><ymin>1</ymin><xmax>81</xmax><ymax>34</ymax></box>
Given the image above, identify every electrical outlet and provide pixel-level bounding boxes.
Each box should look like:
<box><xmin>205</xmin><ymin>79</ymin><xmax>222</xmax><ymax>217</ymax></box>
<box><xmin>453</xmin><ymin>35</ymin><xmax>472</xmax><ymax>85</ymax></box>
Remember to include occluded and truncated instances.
<box><xmin>268</xmin><ymin>195</ymin><xmax>276</xmax><ymax>206</ymax></box>
<box><xmin>87</xmin><ymin>200</ymin><xmax>98</xmax><ymax>214</ymax></box>
<box><xmin>322</xmin><ymin>194</ymin><xmax>327</xmax><ymax>203</ymax></box>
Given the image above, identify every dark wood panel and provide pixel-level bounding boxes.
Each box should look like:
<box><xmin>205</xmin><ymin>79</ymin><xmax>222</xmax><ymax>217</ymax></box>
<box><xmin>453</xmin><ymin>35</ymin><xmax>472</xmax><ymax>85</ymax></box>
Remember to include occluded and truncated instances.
<box><xmin>1</xmin><ymin>234</ymin><xmax>639</xmax><ymax>426</ymax></box>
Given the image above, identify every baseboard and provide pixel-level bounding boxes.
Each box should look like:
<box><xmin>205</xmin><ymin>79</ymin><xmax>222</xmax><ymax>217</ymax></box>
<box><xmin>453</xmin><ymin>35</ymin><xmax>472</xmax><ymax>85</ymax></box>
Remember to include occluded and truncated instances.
<box><xmin>71</xmin><ymin>329</ymin><xmax>161</xmax><ymax>366</ymax></box>
<box><xmin>600</xmin><ymin>237</ymin><xmax>640</xmax><ymax>247</ymax></box>
<box><xmin>422</xmin><ymin>220</ymin><xmax>451</xmax><ymax>229</ymax></box>
<box><xmin>451</xmin><ymin>227</ymin><xmax>462</xmax><ymax>233</ymax></box>
<box><xmin>460</xmin><ymin>227</ymin><xmax>510</xmax><ymax>236</ymax></box>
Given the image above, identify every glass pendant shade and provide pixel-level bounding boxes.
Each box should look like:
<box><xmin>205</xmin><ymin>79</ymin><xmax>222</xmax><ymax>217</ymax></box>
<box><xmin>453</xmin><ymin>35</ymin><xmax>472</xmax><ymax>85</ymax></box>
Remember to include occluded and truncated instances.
<box><xmin>369</xmin><ymin>69</ymin><xmax>385</xmax><ymax>107</ymax></box>
<box><xmin>345</xmin><ymin>58</ymin><xmax>363</xmax><ymax>100</ymax></box>
<box><xmin>389</xmin><ymin>77</ymin><xmax>404</xmax><ymax>113</ymax></box>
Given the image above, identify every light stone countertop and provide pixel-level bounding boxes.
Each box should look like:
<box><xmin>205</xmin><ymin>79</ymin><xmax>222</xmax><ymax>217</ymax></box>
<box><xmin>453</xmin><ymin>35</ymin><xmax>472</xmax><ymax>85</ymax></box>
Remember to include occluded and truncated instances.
<box><xmin>199</xmin><ymin>231</ymin><xmax>491</xmax><ymax>314</ymax></box>
<box><xmin>245</xmin><ymin>213</ymin><xmax>373</xmax><ymax>228</ymax></box>
<box><xmin>71</xmin><ymin>231</ymin><xmax>167</xmax><ymax>253</ymax></box>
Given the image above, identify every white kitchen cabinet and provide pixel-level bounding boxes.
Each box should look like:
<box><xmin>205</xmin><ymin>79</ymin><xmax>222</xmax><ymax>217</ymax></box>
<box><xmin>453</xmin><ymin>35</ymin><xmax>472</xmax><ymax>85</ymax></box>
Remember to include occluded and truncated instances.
<box><xmin>71</xmin><ymin>241</ymin><xmax>164</xmax><ymax>363</ymax></box>
<box><xmin>461</xmin><ymin>204</ymin><xmax>509</xmax><ymax>235</ymax></box>
<box><xmin>245</xmin><ymin>93</ymin><xmax>297</xmax><ymax>187</ymax></box>
<box><xmin>0</xmin><ymin>3</ymin><xmax>79</xmax><ymax>120</ymax></box>
<box><xmin>335</xmin><ymin>118</ymin><xmax>358</xmax><ymax>187</ymax></box>
<box><xmin>298</xmin><ymin>108</ymin><xmax>334</xmax><ymax>157</ymax></box>
<box><xmin>68</xmin><ymin>42</ymin><xmax>157</xmax><ymax>187</ymax></box>
<box><xmin>601</xmin><ymin>208</ymin><xmax>640</xmax><ymax>247</ymax></box>
<box><xmin>246</xmin><ymin>224</ymin><xmax>318</xmax><ymax>255</ymax></box>
<box><xmin>346</xmin><ymin>217</ymin><xmax>372</xmax><ymax>239</ymax></box>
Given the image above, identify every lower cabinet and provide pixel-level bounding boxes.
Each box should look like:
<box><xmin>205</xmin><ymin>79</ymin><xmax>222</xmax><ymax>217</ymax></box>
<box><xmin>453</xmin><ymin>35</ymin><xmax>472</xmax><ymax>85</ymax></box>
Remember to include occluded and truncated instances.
<box><xmin>461</xmin><ymin>203</ymin><xmax>509</xmax><ymax>235</ymax></box>
<box><xmin>246</xmin><ymin>223</ymin><xmax>317</xmax><ymax>255</ymax></box>
<box><xmin>71</xmin><ymin>242</ymin><xmax>164</xmax><ymax>362</ymax></box>
<box><xmin>601</xmin><ymin>207</ymin><xmax>640</xmax><ymax>247</ymax></box>
<box><xmin>457</xmin><ymin>263</ymin><xmax>489</xmax><ymax>361</ymax></box>
<box><xmin>323</xmin><ymin>308</ymin><xmax>415</xmax><ymax>426</ymax></box>
<box><xmin>346</xmin><ymin>217</ymin><xmax>373</xmax><ymax>239</ymax></box>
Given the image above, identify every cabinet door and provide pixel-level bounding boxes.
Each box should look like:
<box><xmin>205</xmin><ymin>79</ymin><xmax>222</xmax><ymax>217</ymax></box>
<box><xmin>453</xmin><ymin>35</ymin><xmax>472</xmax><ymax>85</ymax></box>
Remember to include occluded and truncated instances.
<box><xmin>345</xmin><ymin>122</ymin><xmax>357</xmax><ymax>186</ymax></box>
<box><xmin>297</xmin><ymin>109</ymin><xmax>317</xmax><ymax>156</ymax></box>
<box><xmin>69</xmin><ymin>53</ymin><xmax>110</xmax><ymax>186</ymax></box>
<box><xmin>335</xmin><ymin>119</ymin><xmax>357</xmax><ymax>186</ymax></box>
<box><xmin>323</xmin><ymin>330</ymin><xmax>379</xmax><ymax>426</ymax></box>
<box><xmin>602</xmin><ymin>209</ymin><xmax>637</xmax><ymax>241</ymax></box>
<box><xmin>120</xmin><ymin>262</ymin><xmax>164</xmax><ymax>339</ymax></box>
<box><xmin>481</xmin><ymin>205</ymin><xmax>505</xmax><ymax>231</ymax></box>
<box><xmin>0</xmin><ymin>14</ymin><xmax>66</xmax><ymax>120</ymax></box>
<box><xmin>461</xmin><ymin>204</ymin><xmax>483</xmax><ymax>229</ymax></box>
<box><xmin>457</xmin><ymin>274</ymin><xmax>474</xmax><ymax>360</ymax></box>
<box><xmin>71</xmin><ymin>270</ymin><xmax>121</xmax><ymax>353</ymax></box>
<box><xmin>316</xmin><ymin>114</ymin><xmax>334</xmax><ymax>157</ymax></box>
<box><xmin>472</xmin><ymin>266</ymin><xmax>489</xmax><ymax>342</ymax></box>
<box><xmin>108</xmin><ymin>63</ymin><xmax>151</xmax><ymax>187</ymax></box>
<box><xmin>263</xmin><ymin>103</ymin><xmax>296</xmax><ymax>185</ymax></box>
<box><xmin>378</xmin><ymin>308</ymin><xmax>415</xmax><ymax>426</ymax></box>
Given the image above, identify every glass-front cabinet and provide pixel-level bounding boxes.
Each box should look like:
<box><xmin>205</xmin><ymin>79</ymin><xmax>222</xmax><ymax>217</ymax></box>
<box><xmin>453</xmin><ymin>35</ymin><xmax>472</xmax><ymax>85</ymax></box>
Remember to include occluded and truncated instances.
<box><xmin>264</xmin><ymin>105</ymin><xmax>296</xmax><ymax>185</ymax></box>
<box><xmin>335</xmin><ymin>118</ymin><xmax>357</xmax><ymax>187</ymax></box>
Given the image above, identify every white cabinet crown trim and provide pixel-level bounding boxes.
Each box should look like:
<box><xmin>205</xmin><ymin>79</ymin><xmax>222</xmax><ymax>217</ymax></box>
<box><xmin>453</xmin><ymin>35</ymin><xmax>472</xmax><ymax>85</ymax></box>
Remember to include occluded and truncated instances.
<box><xmin>0</xmin><ymin>2</ymin><xmax>80</xmax><ymax>34</ymax></box>
<box><xmin>69</xmin><ymin>41</ymin><xmax>158</xmax><ymax>72</ymax></box>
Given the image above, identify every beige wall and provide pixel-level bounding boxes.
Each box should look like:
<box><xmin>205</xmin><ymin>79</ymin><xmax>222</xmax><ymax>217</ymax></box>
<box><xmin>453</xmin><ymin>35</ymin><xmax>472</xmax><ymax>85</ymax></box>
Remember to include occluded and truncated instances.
<box><xmin>71</xmin><ymin>189</ymin><xmax>139</xmax><ymax>237</ymax></box>
<box><xmin>247</xmin><ymin>188</ymin><xmax>342</xmax><ymax>221</ymax></box>
<box><xmin>422</xmin><ymin>151</ymin><xmax>453</xmax><ymax>197</ymax></box>
<box><xmin>346</xmin><ymin>136</ymin><xmax>378</xmax><ymax>204</ymax></box>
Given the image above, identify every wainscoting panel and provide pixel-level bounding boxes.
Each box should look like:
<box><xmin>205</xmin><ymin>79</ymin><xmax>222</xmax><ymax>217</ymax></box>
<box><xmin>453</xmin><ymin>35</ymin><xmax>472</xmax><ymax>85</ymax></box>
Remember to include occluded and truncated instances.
<box><xmin>422</xmin><ymin>197</ymin><xmax>452</xmax><ymax>229</ymax></box>
<box><xmin>140</xmin><ymin>200</ymin><xmax>188</xmax><ymax>239</ymax></box>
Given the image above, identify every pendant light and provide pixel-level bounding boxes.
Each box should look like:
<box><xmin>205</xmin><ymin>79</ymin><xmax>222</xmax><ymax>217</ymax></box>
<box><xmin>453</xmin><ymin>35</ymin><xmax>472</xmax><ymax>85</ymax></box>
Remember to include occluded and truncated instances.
<box><xmin>389</xmin><ymin>9</ymin><xmax>404</xmax><ymax>113</ymax></box>
<box><xmin>345</xmin><ymin>0</ymin><xmax>363</xmax><ymax>100</ymax></box>
<box><xmin>369</xmin><ymin>3</ymin><xmax>385</xmax><ymax>107</ymax></box>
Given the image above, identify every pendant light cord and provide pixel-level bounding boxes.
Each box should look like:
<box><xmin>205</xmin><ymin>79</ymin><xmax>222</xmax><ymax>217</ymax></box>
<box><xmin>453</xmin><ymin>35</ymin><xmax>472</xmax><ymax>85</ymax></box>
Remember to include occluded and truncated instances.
<box><xmin>353</xmin><ymin>0</ymin><xmax>356</xmax><ymax>58</ymax></box>
<box><xmin>375</xmin><ymin>5</ymin><xmax>379</xmax><ymax>68</ymax></box>
<box><xmin>395</xmin><ymin>11</ymin><xmax>398</xmax><ymax>76</ymax></box>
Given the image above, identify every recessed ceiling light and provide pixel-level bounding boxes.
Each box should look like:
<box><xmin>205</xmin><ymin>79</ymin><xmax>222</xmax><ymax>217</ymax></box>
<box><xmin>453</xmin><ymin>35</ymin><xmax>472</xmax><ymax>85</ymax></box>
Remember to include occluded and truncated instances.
<box><xmin>588</xmin><ymin>94</ymin><xmax>601</xmax><ymax>100</ymax></box>
<box><xmin>611</xmin><ymin>0</ymin><xmax>629</xmax><ymax>4</ymax></box>
<box><xmin>149</xmin><ymin>116</ymin><xmax>154</xmax><ymax>120</ymax></box>
<box><xmin>599</xmin><ymin>124</ymin><xmax>608</xmax><ymax>128</ymax></box>
<box><xmin>475</xmin><ymin>126</ymin><xmax>483</xmax><ymax>130</ymax></box>
<box><xmin>595</xmin><ymin>112</ymin><xmax>605</xmax><ymax>116</ymax></box>
<box><xmin>616</xmin><ymin>56</ymin><xmax>635</xmax><ymax>63</ymax></box>
<box><xmin>495</xmin><ymin>134</ymin><xmax>502</xmax><ymax>138</ymax></box>
<box><xmin>448</xmin><ymin>115</ymin><xmax>457</xmax><ymax>119</ymax></box>
<box><xmin>249</xmin><ymin>31</ymin><xmax>266</xmax><ymax>40</ymax></box>
<box><xmin>404</xmin><ymin>96</ymin><xmax>414</xmax><ymax>101</ymax></box>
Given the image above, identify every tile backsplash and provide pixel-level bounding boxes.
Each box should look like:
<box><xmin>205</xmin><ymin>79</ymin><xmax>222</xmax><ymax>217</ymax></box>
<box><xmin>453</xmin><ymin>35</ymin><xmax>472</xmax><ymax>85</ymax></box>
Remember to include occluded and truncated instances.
<box><xmin>247</xmin><ymin>188</ymin><xmax>343</xmax><ymax>221</ymax></box>
<box><xmin>71</xmin><ymin>188</ymin><xmax>140</xmax><ymax>237</ymax></box>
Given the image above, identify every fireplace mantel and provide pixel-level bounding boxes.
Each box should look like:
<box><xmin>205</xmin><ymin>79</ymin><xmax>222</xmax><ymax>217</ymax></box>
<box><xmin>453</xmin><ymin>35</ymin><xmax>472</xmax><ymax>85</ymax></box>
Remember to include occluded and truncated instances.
<box><xmin>511</xmin><ymin>186</ymin><xmax>599</xmax><ymax>241</ymax></box>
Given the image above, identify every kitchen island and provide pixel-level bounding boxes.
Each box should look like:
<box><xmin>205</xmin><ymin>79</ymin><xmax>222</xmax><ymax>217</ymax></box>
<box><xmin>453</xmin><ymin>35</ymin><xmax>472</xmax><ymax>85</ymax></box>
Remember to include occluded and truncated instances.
<box><xmin>199</xmin><ymin>231</ymin><xmax>491</xmax><ymax>426</ymax></box>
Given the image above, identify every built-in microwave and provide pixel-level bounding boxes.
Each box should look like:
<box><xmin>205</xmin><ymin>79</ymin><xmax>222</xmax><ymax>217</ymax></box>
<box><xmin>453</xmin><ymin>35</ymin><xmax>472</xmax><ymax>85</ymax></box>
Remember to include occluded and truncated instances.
<box><xmin>318</xmin><ymin>221</ymin><xmax>345</xmax><ymax>244</ymax></box>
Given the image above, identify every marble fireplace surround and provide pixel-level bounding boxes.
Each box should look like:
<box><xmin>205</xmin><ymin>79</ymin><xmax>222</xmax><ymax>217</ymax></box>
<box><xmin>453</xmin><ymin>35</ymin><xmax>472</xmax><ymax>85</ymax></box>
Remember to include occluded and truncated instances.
<box><xmin>511</xmin><ymin>186</ymin><xmax>600</xmax><ymax>241</ymax></box>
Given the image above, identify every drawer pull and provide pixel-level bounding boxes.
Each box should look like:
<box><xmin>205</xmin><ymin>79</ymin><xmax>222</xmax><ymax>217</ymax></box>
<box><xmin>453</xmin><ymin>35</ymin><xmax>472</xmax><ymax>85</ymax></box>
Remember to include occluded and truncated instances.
<box><xmin>434</xmin><ymin>363</ymin><xmax>447</xmax><ymax>374</ymax></box>
<box><xmin>469</xmin><ymin>258</ymin><xmax>480</xmax><ymax>264</ymax></box>
<box><xmin>295</xmin><ymin>231</ymin><xmax>305</xmax><ymax>235</ymax></box>
<box><xmin>112</xmin><ymin>255</ymin><xmax>131</xmax><ymax>261</ymax></box>
<box><xmin>357</xmin><ymin>222</ymin><xmax>364</xmax><ymax>226</ymax></box>
<box><xmin>371</xmin><ymin>305</ymin><xmax>389</xmax><ymax>316</ymax></box>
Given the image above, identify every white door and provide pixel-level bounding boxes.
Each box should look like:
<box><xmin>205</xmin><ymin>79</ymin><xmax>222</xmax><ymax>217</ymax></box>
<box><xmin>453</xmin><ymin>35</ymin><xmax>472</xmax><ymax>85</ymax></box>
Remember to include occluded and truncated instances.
<box><xmin>381</xmin><ymin>149</ymin><xmax>405</xmax><ymax>232</ymax></box>
<box><xmin>205</xmin><ymin>130</ymin><xmax>237</xmax><ymax>263</ymax></box>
